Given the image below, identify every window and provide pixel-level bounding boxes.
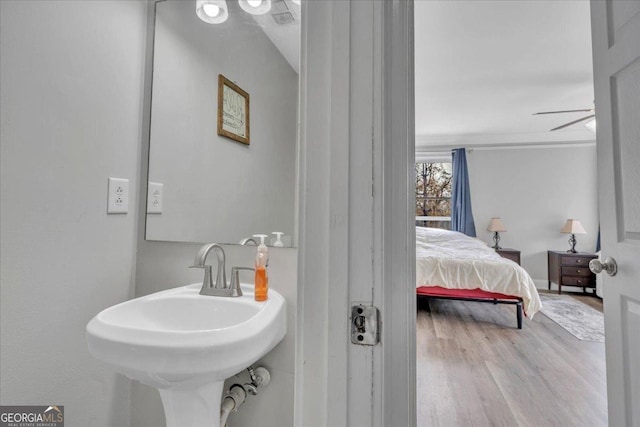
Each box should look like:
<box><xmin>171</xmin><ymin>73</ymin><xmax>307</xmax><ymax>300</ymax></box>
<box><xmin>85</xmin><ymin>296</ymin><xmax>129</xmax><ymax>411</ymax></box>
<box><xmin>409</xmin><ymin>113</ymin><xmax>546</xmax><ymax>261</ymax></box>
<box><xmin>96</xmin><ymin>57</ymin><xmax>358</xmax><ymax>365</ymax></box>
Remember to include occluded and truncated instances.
<box><xmin>415</xmin><ymin>162</ymin><xmax>452</xmax><ymax>229</ymax></box>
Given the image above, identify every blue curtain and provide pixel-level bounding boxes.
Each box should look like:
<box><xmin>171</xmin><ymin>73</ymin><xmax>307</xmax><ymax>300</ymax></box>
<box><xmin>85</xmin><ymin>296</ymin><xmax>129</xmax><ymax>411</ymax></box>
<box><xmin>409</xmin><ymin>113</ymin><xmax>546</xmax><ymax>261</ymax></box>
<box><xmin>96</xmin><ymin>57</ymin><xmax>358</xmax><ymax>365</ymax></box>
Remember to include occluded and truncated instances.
<box><xmin>451</xmin><ymin>148</ymin><xmax>477</xmax><ymax>237</ymax></box>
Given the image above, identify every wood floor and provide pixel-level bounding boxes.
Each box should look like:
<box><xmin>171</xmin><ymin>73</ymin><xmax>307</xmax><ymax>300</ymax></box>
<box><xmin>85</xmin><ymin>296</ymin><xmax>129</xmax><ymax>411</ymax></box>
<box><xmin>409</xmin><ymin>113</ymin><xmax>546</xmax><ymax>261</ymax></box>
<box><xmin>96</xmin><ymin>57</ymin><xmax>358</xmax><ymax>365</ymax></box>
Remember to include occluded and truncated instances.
<box><xmin>416</xmin><ymin>292</ymin><xmax>607</xmax><ymax>427</ymax></box>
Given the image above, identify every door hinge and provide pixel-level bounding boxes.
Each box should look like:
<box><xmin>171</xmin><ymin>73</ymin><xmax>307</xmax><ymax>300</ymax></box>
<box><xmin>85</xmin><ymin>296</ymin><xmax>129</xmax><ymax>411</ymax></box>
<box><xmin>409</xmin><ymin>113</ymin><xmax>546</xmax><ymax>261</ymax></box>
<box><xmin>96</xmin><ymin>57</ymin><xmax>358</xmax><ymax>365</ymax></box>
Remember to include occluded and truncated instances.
<box><xmin>351</xmin><ymin>304</ymin><xmax>380</xmax><ymax>345</ymax></box>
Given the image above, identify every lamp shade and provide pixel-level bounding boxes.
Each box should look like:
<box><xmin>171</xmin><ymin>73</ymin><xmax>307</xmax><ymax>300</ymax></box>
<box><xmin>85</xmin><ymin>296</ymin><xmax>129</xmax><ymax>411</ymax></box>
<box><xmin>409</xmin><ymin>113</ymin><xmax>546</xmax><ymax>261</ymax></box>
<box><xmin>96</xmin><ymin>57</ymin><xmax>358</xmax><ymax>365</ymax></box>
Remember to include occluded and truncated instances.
<box><xmin>487</xmin><ymin>217</ymin><xmax>507</xmax><ymax>232</ymax></box>
<box><xmin>560</xmin><ymin>219</ymin><xmax>586</xmax><ymax>235</ymax></box>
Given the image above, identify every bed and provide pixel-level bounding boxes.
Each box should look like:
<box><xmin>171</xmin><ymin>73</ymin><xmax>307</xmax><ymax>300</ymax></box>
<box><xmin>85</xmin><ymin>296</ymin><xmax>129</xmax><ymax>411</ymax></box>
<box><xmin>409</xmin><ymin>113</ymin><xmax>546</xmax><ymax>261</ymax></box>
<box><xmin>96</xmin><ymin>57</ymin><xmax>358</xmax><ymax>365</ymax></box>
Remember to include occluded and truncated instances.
<box><xmin>416</xmin><ymin>227</ymin><xmax>542</xmax><ymax>328</ymax></box>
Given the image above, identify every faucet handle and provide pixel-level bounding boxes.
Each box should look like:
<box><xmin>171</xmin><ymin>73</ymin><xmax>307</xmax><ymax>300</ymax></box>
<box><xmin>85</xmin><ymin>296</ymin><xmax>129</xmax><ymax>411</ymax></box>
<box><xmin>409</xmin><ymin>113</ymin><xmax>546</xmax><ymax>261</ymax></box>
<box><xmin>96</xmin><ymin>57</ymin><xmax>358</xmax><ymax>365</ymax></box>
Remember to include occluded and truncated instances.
<box><xmin>189</xmin><ymin>264</ymin><xmax>214</xmax><ymax>289</ymax></box>
<box><xmin>230</xmin><ymin>267</ymin><xmax>255</xmax><ymax>297</ymax></box>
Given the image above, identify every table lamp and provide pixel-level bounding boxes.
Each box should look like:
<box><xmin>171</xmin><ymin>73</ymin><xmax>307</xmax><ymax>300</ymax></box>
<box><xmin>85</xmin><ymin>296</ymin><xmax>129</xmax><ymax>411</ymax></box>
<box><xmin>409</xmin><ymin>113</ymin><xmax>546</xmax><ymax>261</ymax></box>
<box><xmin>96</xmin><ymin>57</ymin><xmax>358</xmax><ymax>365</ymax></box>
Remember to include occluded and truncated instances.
<box><xmin>560</xmin><ymin>219</ymin><xmax>587</xmax><ymax>253</ymax></box>
<box><xmin>487</xmin><ymin>217</ymin><xmax>507</xmax><ymax>250</ymax></box>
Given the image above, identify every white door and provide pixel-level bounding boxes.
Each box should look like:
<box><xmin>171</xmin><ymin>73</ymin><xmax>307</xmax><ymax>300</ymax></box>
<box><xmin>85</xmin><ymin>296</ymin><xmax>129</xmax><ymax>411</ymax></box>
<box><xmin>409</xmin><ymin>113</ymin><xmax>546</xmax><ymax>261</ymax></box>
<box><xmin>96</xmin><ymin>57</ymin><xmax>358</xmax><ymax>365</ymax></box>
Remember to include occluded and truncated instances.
<box><xmin>590</xmin><ymin>1</ymin><xmax>640</xmax><ymax>426</ymax></box>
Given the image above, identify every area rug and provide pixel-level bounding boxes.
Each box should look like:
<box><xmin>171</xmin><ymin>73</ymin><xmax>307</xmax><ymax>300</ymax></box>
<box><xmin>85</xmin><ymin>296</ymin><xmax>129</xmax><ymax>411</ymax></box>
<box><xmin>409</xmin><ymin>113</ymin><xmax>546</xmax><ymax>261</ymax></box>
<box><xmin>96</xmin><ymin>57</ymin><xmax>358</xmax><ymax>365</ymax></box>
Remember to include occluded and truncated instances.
<box><xmin>539</xmin><ymin>293</ymin><xmax>605</xmax><ymax>343</ymax></box>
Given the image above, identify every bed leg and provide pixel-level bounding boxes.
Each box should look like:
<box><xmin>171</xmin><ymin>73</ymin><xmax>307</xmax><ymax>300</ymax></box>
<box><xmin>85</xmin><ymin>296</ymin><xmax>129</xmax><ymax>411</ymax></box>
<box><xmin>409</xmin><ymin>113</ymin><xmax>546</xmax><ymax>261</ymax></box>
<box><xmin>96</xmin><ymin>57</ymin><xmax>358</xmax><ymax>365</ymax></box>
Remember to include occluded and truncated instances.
<box><xmin>516</xmin><ymin>301</ymin><xmax>523</xmax><ymax>330</ymax></box>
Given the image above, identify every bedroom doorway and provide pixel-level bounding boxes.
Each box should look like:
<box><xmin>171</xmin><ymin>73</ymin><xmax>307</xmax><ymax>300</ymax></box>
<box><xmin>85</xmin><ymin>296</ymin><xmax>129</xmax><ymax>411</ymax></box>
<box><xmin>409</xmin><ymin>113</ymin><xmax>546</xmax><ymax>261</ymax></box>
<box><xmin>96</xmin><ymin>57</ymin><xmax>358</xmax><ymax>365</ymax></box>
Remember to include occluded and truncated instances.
<box><xmin>293</xmin><ymin>0</ymin><xmax>637</xmax><ymax>424</ymax></box>
<box><xmin>413</xmin><ymin>1</ymin><xmax>615</xmax><ymax>425</ymax></box>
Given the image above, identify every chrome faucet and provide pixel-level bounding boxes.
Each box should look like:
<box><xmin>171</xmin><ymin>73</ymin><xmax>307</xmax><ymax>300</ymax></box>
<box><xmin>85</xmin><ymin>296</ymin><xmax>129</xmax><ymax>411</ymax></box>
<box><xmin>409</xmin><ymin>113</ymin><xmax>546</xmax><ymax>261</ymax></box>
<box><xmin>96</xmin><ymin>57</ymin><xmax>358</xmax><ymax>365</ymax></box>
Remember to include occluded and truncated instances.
<box><xmin>239</xmin><ymin>237</ymin><xmax>258</xmax><ymax>246</ymax></box>
<box><xmin>190</xmin><ymin>243</ymin><xmax>235</xmax><ymax>297</ymax></box>
<box><xmin>190</xmin><ymin>244</ymin><xmax>253</xmax><ymax>297</ymax></box>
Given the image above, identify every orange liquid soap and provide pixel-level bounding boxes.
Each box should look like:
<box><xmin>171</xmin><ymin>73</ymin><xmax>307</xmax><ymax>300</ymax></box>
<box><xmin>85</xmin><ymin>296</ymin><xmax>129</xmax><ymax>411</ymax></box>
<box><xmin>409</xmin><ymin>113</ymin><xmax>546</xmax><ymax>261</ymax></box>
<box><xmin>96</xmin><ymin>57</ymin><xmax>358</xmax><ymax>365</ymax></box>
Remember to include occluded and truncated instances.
<box><xmin>254</xmin><ymin>266</ymin><xmax>269</xmax><ymax>301</ymax></box>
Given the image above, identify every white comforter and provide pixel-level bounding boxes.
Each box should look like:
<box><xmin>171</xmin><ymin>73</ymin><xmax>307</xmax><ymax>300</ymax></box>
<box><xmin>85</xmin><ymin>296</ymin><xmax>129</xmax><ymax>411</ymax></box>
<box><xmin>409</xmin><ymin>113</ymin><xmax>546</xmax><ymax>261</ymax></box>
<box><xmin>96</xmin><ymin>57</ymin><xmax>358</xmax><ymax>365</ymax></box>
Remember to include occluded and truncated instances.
<box><xmin>416</xmin><ymin>227</ymin><xmax>542</xmax><ymax>317</ymax></box>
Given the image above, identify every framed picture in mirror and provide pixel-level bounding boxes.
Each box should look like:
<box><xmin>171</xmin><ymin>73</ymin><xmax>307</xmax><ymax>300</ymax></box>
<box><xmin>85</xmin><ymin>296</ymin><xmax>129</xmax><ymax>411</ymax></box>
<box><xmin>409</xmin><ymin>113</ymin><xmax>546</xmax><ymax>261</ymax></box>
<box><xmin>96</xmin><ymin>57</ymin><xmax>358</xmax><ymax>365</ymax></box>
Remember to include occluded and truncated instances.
<box><xmin>217</xmin><ymin>74</ymin><xmax>250</xmax><ymax>145</ymax></box>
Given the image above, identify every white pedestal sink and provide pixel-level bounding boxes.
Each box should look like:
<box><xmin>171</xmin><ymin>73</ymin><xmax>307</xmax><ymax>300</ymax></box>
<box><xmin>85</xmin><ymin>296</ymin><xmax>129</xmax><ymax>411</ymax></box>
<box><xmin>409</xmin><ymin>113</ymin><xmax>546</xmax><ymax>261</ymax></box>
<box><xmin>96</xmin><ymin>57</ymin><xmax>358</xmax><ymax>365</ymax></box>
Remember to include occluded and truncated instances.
<box><xmin>86</xmin><ymin>283</ymin><xmax>286</xmax><ymax>427</ymax></box>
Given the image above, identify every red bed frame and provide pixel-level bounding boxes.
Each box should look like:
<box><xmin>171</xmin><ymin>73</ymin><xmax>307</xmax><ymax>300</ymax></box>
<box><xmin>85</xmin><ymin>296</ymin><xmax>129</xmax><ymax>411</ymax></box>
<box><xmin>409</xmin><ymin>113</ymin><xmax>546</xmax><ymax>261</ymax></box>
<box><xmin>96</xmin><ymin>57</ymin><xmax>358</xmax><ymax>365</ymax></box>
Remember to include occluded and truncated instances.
<box><xmin>417</xmin><ymin>286</ymin><xmax>524</xmax><ymax>329</ymax></box>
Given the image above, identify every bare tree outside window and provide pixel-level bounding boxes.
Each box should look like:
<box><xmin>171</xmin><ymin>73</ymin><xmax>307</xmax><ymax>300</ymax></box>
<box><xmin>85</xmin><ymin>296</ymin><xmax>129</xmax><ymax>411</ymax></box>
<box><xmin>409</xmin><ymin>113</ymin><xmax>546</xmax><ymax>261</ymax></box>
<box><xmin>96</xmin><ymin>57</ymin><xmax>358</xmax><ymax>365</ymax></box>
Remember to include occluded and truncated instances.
<box><xmin>415</xmin><ymin>162</ymin><xmax>452</xmax><ymax>229</ymax></box>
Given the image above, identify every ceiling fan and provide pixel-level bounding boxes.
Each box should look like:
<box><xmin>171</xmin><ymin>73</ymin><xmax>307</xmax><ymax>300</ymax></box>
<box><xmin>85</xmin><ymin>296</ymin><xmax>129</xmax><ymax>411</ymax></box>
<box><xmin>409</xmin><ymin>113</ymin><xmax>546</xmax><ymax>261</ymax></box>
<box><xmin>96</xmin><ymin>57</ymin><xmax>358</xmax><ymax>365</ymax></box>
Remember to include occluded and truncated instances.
<box><xmin>533</xmin><ymin>107</ymin><xmax>595</xmax><ymax>131</ymax></box>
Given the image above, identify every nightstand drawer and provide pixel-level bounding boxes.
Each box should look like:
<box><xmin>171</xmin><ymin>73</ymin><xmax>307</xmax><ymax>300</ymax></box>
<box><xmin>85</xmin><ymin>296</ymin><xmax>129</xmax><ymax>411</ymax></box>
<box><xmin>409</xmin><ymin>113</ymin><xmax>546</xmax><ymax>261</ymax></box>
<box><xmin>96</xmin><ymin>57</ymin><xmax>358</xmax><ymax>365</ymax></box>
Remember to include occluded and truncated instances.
<box><xmin>562</xmin><ymin>266</ymin><xmax>592</xmax><ymax>277</ymax></box>
<box><xmin>548</xmin><ymin>250</ymin><xmax>598</xmax><ymax>294</ymax></box>
<box><xmin>496</xmin><ymin>248</ymin><xmax>521</xmax><ymax>265</ymax></box>
<box><xmin>562</xmin><ymin>276</ymin><xmax>595</xmax><ymax>287</ymax></box>
<box><xmin>561</xmin><ymin>256</ymin><xmax>592</xmax><ymax>267</ymax></box>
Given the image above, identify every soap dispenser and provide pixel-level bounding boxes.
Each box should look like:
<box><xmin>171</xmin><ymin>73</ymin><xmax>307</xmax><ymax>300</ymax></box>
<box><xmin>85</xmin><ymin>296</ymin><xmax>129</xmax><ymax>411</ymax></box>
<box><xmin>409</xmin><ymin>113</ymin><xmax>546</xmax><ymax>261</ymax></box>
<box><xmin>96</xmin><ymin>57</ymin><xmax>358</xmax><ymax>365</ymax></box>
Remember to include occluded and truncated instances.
<box><xmin>253</xmin><ymin>234</ymin><xmax>269</xmax><ymax>301</ymax></box>
<box><xmin>272</xmin><ymin>232</ymin><xmax>284</xmax><ymax>247</ymax></box>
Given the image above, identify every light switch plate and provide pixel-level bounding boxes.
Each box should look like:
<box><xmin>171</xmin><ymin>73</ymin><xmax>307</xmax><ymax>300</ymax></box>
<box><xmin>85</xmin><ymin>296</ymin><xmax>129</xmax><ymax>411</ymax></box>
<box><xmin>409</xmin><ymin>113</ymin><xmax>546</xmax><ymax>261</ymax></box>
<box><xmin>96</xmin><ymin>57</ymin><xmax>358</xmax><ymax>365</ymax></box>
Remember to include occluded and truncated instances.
<box><xmin>147</xmin><ymin>182</ymin><xmax>163</xmax><ymax>214</ymax></box>
<box><xmin>107</xmin><ymin>177</ymin><xmax>129</xmax><ymax>214</ymax></box>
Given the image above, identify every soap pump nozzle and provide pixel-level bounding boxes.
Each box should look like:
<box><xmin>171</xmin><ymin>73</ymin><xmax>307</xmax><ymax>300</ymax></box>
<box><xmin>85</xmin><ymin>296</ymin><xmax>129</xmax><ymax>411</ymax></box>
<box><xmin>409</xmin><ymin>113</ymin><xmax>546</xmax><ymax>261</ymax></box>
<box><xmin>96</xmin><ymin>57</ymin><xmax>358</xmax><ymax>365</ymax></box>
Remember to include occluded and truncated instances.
<box><xmin>253</xmin><ymin>234</ymin><xmax>268</xmax><ymax>247</ymax></box>
<box><xmin>272</xmin><ymin>232</ymin><xmax>284</xmax><ymax>247</ymax></box>
<box><xmin>253</xmin><ymin>234</ymin><xmax>269</xmax><ymax>268</ymax></box>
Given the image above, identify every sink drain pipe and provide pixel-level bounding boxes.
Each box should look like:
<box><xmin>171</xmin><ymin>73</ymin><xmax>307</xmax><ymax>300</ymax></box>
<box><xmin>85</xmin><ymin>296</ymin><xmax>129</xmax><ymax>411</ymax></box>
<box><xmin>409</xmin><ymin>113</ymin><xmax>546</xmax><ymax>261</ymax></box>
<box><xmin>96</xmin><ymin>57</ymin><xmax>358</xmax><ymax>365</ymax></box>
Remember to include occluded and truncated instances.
<box><xmin>220</xmin><ymin>366</ymin><xmax>271</xmax><ymax>427</ymax></box>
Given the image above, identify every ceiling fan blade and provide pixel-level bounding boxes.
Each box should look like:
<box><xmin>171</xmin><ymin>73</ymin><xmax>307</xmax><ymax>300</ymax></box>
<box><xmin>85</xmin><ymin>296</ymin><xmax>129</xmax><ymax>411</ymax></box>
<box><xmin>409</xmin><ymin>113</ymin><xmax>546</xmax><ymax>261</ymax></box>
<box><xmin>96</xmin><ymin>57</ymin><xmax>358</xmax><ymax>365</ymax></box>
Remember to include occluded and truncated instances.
<box><xmin>550</xmin><ymin>114</ymin><xmax>596</xmax><ymax>131</ymax></box>
<box><xmin>533</xmin><ymin>109</ymin><xmax>594</xmax><ymax>115</ymax></box>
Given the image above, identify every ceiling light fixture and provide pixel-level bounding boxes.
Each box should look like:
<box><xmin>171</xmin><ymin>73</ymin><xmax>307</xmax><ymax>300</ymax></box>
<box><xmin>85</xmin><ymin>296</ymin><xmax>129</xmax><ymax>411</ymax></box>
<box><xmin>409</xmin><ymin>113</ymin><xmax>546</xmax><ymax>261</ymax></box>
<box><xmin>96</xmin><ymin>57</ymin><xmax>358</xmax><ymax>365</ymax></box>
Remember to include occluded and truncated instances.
<box><xmin>197</xmin><ymin>0</ymin><xmax>277</xmax><ymax>24</ymax></box>
<box><xmin>203</xmin><ymin>3</ymin><xmax>220</xmax><ymax>16</ymax></box>
<box><xmin>238</xmin><ymin>0</ymin><xmax>272</xmax><ymax>15</ymax></box>
<box><xmin>196</xmin><ymin>0</ymin><xmax>229</xmax><ymax>24</ymax></box>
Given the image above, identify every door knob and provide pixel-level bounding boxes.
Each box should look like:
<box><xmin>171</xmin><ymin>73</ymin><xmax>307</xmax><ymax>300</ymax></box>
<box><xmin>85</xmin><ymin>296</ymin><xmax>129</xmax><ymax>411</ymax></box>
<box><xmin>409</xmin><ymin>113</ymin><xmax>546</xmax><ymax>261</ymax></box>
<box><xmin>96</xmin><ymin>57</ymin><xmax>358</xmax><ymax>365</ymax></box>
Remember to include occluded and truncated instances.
<box><xmin>589</xmin><ymin>257</ymin><xmax>617</xmax><ymax>276</ymax></box>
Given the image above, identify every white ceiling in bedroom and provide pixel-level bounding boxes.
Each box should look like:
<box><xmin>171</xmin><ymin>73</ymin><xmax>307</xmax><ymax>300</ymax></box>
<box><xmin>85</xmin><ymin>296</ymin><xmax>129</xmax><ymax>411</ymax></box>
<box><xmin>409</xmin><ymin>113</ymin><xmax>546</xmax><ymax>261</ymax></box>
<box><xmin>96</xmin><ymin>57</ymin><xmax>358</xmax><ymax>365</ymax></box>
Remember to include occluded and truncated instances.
<box><xmin>414</xmin><ymin>0</ymin><xmax>596</xmax><ymax>148</ymax></box>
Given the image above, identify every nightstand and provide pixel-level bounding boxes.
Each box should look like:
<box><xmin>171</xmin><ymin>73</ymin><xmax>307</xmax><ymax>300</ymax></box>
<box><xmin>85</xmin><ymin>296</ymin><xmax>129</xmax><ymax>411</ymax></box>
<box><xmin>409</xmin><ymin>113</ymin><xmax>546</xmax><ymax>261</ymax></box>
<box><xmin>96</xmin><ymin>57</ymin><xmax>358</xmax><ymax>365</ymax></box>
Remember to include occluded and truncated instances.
<box><xmin>496</xmin><ymin>248</ymin><xmax>521</xmax><ymax>265</ymax></box>
<box><xmin>547</xmin><ymin>250</ymin><xmax>597</xmax><ymax>294</ymax></box>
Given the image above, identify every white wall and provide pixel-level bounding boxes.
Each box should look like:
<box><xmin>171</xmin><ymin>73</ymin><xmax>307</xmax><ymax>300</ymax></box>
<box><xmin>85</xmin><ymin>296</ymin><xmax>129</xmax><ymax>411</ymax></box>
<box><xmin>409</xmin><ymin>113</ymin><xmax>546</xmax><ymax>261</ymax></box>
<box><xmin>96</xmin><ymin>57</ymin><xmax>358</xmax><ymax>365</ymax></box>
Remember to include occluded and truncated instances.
<box><xmin>0</xmin><ymin>1</ymin><xmax>147</xmax><ymax>426</ymax></box>
<box><xmin>131</xmin><ymin>242</ymin><xmax>297</xmax><ymax>427</ymax></box>
<box><xmin>467</xmin><ymin>143</ymin><xmax>599</xmax><ymax>287</ymax></box>
<box><xmin>146</xmin><ymin>0</ymin><xmax>297</xmax><ymax>244</ymax></box>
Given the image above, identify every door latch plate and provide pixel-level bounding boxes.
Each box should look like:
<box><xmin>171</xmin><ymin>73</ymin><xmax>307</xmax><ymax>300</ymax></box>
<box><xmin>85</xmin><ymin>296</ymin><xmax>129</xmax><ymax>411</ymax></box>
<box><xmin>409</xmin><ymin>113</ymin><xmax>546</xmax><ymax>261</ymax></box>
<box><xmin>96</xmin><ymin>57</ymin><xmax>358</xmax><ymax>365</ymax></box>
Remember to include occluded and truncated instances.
<box><xmin>351</xmin><ymin>304</ymin><xmax>380</xmax><ymax>345</ymax></box>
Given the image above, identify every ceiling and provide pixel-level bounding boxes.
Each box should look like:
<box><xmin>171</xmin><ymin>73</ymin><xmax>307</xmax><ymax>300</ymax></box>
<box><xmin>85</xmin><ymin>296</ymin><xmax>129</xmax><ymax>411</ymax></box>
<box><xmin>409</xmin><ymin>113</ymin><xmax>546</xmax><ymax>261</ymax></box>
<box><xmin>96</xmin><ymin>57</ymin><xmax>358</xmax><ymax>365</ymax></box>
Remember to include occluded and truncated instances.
<box><xmin>251</xmin><ymin>0</ymin><xmax>300</xmax><ymax>73</ymax></box>
<box><xmin>414</xmin><ymin>0</ymin><xmax>595</xmax><ymax>148</ymax></box>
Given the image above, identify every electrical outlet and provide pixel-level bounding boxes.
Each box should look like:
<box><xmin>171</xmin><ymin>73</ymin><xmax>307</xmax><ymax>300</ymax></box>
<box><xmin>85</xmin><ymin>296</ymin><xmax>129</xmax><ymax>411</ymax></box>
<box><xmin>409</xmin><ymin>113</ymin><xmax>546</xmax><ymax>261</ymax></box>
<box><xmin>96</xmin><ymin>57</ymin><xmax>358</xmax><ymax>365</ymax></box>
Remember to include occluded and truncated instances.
<box><xmin>107</xmin><ymin>177</ymin><xmax>129</xmax><ymax>214</ymax></box>
<box><xmin>147</xmin><ymin>182</ymin><xmax>163</xmax><ymax>214</ymax></box>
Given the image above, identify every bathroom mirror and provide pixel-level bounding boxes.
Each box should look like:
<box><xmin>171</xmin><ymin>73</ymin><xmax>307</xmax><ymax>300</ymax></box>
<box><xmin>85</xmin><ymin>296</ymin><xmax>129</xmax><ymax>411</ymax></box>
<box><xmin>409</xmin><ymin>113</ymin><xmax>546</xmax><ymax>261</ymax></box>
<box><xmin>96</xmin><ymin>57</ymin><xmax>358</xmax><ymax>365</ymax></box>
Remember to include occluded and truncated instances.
<box><xmin>146</xmin><ymin>0</ymin><xmax>299</xmax><ymax>246</ymax></box>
